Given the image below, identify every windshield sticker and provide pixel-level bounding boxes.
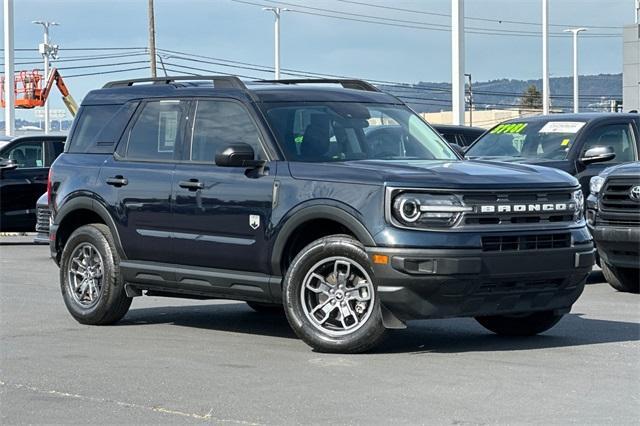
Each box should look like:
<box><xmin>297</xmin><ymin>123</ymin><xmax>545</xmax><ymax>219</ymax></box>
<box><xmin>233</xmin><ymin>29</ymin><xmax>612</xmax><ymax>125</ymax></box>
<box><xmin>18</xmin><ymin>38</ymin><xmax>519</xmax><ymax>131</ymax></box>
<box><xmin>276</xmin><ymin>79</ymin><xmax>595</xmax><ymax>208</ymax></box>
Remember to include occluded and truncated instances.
<box><xmin>490</xmin><ymin>123</ymin><xmax>528</xmax><ymax>134</ymax></box>
<box><xmin>539</xmin><ymin>121</ymin><xmax>585</xmax><ymax>134</ymax></box>
<box><xmin>561</xmin><ymin>138</ymin><xmax>571</xmax><ymax>146</ymax></box>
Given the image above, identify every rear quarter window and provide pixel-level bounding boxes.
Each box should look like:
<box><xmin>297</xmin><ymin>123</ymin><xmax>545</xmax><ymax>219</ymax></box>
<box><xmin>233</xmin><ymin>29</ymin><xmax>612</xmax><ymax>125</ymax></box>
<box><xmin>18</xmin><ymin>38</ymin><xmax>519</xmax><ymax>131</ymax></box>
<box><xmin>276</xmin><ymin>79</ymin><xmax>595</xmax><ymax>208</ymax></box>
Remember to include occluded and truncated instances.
<box><xmin>67</xmin><ymin>103</ymin><xmax>138</xmax><ymax>154</ymax></box>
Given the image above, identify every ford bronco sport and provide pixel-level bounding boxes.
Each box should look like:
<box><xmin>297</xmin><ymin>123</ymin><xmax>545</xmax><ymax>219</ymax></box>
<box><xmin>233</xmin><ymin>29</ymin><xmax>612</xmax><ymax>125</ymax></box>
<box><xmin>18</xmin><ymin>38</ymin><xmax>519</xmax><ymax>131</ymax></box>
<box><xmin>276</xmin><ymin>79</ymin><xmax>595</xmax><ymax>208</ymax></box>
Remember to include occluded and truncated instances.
<box><xmin>48</xmin><ymin>77</ymin><xmax>595</xmax><ymax>353</ymax></box>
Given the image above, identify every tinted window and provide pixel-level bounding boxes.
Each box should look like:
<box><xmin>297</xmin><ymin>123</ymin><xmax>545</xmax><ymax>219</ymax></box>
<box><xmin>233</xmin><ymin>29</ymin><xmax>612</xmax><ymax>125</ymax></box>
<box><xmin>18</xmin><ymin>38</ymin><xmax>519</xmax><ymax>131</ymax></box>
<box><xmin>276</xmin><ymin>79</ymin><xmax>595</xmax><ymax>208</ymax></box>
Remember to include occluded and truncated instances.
<box><xmin>581</xmin><ymin>123</ymin><xmax>637</xmax><ymax>163</ymax></box>
<box><xmin>67</xmin><ymin>105</ymin><xmax>120</xmax><ymax>153</ymax></box>
<box><xmin>49</xmin><ymin>141</ymin><xmax>65</xmax><ymax>165</ymax></box>
<box><xmin>126</xmin><ymin>100</ymin><xmax>187</xmax><ymax>161</ymax></box>
<box><xmin>190</xmin><ymin>100</ymin><xmax>265</xmax><ymax>162</ymax></box>
<box><xmin>263</xmin><ymin>102</ymin><xmax>456</xmax><ymax>162</ymax></box>
<box><xmin>467</xmin><ymin>121</ymin><xmax>586</xmax><ymax>160</ymax></box>
<box><xmin>5</xmin><ymin>141</ymin><xmax>44</xmax><ymax>168</ymax></box>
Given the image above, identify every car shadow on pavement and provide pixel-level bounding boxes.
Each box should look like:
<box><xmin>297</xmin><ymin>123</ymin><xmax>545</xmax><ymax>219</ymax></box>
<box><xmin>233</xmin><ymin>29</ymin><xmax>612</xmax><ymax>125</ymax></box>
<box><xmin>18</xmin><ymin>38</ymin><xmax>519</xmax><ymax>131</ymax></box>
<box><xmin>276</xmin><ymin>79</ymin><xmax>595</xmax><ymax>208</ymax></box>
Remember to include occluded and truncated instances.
<box><xmin>119</xmin><ymin>302</ymin><xmax>639</xmax><ymax>354</ymax></box>
<box><xmin>375</xmin><ymin>313</ymin><xmax>640</xmax><ymax>354</ymax></box>
<box><xmin>119</xmin><ymin>302</ymin><xmax>298</xmax><ymax>339</ymax></box>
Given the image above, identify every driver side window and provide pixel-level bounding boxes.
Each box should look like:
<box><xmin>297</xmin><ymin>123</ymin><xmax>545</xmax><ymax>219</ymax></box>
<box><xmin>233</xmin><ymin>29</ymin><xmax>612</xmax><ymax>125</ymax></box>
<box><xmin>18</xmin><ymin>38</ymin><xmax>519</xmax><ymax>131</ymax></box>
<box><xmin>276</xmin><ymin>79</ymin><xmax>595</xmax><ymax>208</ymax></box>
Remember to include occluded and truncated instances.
<box><xmin>581</xmin><ymin>124</ymin><xmax>637</xmax><ymax>163</ymax></box>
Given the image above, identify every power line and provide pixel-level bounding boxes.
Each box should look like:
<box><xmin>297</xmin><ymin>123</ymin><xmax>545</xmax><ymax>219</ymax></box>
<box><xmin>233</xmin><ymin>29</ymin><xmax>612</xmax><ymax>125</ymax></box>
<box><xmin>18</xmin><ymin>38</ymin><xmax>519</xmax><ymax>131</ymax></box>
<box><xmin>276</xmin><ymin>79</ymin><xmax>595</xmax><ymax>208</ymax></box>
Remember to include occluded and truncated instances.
<box><xmin>332</xmin><ymin>0</ymin><xmax>622</xmax><ymax>29</ymax></box>
<box><xmin>231</xmin><ymin>0</ymin><xmax>620</xmax><ymax>38</ymax></box>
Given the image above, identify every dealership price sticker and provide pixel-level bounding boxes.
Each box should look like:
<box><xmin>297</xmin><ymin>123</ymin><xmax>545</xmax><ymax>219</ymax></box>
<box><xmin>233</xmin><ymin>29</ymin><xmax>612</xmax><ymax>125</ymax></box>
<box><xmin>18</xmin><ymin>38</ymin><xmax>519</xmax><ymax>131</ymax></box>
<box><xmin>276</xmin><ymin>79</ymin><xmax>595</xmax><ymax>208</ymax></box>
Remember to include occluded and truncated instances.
<box><xmin>539</xmin><ymin>121</ymin><xmax>586</xmax><ymax>134</ymax></box>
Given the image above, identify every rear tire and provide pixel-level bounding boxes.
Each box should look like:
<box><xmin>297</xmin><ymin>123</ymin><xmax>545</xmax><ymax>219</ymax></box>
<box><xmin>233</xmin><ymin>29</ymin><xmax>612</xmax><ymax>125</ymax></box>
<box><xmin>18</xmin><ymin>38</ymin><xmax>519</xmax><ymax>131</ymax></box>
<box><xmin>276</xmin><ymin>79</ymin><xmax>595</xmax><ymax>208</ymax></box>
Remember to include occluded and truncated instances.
<box><xmin>283</xmin><ymin>235</ymin><xmax>386</xmax><ymax>353</ymax></box>
<box><xmin>602</xmin><ymin>262</ymin><xmax>639</xmax><ymax>294</ymax></box>
<box><xmin>246</xmin><ymin>301</ymin><xmax>283</xmax><ymax>314</ymax></box>
<box><xmin>475</xmin><ymin>310</ymin><xmax>564</xmax><ymax>336</ymax></box>
<box><xmin>60</xmin><ymin>224</ymin><xmax>131</xmax><ymax>325</ymax></box>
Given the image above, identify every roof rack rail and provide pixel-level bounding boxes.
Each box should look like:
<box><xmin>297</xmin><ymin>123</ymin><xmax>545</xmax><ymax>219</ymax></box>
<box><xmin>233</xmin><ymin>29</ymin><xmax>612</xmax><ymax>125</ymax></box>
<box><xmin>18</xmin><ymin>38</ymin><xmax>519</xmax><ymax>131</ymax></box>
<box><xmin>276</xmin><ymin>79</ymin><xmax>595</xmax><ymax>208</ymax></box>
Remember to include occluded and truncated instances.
<box><xmin>258</xmin><ymin>78</ymin><xmax>380</xmax><ymax>92</ymax></box>
<box><xmin>103</xmin><ymin>75</ymin><xmax>247</xmax><ymax>90</ymax></box>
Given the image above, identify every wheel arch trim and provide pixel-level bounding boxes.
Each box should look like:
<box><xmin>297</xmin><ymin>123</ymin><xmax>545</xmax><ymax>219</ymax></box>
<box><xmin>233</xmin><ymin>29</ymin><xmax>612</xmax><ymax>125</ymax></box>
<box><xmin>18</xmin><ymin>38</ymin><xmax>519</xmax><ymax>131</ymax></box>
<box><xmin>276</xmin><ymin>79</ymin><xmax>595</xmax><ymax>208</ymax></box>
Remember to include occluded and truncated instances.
<box><xmin>270</xmin><ymin>204</ymin><xmax>375</xmax><ymax>274</ymax></box>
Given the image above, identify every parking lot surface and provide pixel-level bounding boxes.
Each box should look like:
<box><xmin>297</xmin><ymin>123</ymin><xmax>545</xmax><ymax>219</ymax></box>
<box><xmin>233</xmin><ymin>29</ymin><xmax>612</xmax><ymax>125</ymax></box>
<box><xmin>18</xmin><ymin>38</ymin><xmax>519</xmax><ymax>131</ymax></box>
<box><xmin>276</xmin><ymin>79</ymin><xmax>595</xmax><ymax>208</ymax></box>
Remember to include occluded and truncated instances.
<box><xmin>1</xmin><ymin>236</ymin><xmax>639</xmax><ymax>425</ymax></box>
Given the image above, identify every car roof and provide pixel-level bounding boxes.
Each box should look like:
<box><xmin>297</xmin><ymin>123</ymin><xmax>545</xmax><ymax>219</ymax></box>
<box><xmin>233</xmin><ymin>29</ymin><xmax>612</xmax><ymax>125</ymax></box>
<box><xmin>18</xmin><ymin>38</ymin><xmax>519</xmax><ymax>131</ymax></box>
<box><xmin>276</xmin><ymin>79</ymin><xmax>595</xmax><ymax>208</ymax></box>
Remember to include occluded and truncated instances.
<box><xmin>83</xmin><ymin>77</ymin><xmax>401</xmax><ymax>105</ymax></box>
<box><xmin>502</xmin><ymin>113</ymin><xmax>639</xmax><ymax>125</ymax></box>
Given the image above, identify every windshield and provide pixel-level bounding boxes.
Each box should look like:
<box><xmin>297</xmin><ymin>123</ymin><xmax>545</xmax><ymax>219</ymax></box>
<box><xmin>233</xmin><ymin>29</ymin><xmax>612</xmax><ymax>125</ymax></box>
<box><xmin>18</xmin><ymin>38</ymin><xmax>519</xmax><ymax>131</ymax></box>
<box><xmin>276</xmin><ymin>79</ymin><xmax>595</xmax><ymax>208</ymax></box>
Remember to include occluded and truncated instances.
<box><xmin>466</xmin><ymin>120</ymin><xmax>586</xmax><ymax>160</ymax></box>
<box><xmin>261</xmin><ymin>102</ymin><xmax>457</xmax><ymax>162</ymax></box>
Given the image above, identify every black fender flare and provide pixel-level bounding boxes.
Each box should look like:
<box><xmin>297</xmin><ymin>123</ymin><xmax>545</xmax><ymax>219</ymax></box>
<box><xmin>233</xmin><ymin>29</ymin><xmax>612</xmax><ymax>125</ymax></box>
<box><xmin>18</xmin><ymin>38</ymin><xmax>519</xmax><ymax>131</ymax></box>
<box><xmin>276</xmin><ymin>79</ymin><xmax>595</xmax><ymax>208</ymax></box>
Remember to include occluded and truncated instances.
<box><xmin>53</xmin><ymin>195</ymin><xmax>127</xmax><ymax>260</ymax></box>
<box><xmin>270</xmin><ymin>204</ymin><xmax>375</xmax><ymax>274</ymax></box>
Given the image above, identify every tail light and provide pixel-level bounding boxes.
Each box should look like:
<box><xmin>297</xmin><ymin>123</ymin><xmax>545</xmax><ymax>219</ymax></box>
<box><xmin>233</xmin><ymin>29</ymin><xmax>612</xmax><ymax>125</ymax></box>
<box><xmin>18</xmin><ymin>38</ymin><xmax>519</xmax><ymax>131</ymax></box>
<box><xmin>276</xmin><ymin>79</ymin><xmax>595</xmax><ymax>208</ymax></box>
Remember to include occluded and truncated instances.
<box><xmin>47</xmin><ymin>167</ymin><xmax>53</xmax><ymax>206</ymax></box>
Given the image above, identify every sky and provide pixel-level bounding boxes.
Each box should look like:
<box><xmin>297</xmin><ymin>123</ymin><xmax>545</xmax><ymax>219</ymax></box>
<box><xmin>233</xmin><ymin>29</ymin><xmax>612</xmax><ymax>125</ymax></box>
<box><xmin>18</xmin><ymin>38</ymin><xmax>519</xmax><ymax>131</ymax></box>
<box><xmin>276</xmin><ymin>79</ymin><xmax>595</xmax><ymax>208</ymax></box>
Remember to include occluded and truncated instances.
<box><xmin>1</xmin><ymin>0</ymin><xmax>636</xmax><ymax>121</ymax></box>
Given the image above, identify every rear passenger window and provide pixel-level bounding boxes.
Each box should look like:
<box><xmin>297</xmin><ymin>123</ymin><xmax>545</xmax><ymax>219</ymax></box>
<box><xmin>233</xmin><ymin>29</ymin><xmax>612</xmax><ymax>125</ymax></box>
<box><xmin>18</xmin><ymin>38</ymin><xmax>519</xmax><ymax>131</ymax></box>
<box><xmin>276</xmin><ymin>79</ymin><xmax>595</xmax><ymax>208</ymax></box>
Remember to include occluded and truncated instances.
<box><xmin>190</xmin><ymin>100</ymin><xmax>265</xmax><ymax>162</ymax></box>
<box><xmin>126</xmin><ymin>100</ymin><xmax>187</xmax><ymax>161</ymax></box>
<box><xmin>5</xmin><ymin>141</ymin><xmax>44</xmax><ymax>168</ymax></box>
<box><xmin>67</xmin><ymin>105</ymin><xmax>120</xmax><ymax>153</ymax></box>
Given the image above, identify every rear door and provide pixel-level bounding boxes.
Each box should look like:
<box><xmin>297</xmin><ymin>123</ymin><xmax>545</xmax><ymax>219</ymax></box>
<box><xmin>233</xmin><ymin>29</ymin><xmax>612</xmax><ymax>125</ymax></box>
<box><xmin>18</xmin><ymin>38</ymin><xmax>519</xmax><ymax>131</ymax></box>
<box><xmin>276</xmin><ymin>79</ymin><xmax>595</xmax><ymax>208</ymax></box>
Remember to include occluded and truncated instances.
<box><xmin>172</xmin><ymin>98</ymin><xmax>276</xmax><ymax>274</ymax></box>
<box><xmin>99</xmin><ymin>99</ymin><xmax>188</xmax><ymax>262</ymax></box>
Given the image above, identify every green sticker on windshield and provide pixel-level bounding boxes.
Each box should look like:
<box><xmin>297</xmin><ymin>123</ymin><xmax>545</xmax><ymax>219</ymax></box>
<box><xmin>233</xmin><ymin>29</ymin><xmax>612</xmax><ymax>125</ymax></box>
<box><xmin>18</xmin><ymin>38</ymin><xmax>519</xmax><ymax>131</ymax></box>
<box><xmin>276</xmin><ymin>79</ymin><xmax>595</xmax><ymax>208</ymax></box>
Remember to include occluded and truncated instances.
<box><xmin>490</xmin><ymin>123</ymin><xmax>528</xmax><ymax>134</ymax></box>
<box><xmin>294</xmin><ymin>135</ymin><xmax>304</xmax><ymax>144</ymax></box>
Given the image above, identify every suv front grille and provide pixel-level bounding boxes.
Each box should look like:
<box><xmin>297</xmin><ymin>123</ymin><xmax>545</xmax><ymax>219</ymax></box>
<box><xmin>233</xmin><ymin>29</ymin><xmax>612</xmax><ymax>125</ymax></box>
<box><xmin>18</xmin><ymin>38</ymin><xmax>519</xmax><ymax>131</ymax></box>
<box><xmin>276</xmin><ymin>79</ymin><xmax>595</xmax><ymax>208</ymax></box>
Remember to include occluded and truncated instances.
<box><xmin>36</xmin><ymin>207</ymin><xmax>51</xmax><ymax>234</ymax></box>
<box><xmin>462</xmin><ymin>190</ymin><xmax>575</xmax><ymax>229</ymax></box>
<box><xmin>600</xmin><ymin>177</ymin><xmax>640</xmax><ymax>213</ymax></box>
<box><xmin>482</xmin><ymin>233</ymin><xmax>571</xmax><ymax>252</ymax></box>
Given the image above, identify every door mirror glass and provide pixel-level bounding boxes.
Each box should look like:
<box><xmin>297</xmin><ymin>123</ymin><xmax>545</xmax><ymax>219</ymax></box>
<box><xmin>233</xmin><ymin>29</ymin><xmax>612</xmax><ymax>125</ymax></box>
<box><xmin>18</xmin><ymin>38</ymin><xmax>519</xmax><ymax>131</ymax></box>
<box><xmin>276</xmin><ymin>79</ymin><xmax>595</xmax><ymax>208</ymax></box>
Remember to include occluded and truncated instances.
<box><xmin>215</xmin><ymin>143</ymin><xmax>262</xmax><ymax>167</ymax></box>
<box><xmin>580</xmin><ymin>146</ymin><xmax>616</xmax><ymax>164</ymax></box>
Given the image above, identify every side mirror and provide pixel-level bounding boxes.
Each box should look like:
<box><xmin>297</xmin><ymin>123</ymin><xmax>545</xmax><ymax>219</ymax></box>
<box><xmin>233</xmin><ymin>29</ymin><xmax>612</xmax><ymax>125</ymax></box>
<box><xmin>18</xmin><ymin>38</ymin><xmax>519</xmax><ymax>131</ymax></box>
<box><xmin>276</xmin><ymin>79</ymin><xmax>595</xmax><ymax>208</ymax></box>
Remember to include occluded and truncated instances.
<box><xmin>215</xmin><ymin>143</ymin><xmax>265</xmax><ymax>168</ymax></box>
<box><xmin>450</xmin><ymin>143</ymin><xmax>466</xmax><ymax>158</ymax></box>
<box><xmin>580</xmin><ymin>146</ymin><xmax>616</xmax><ymax>165</ymax></box>
<box><xmin>0</xmin><ymin>158</ymin><xmax>18</xmax><ymax>171</ymax></box>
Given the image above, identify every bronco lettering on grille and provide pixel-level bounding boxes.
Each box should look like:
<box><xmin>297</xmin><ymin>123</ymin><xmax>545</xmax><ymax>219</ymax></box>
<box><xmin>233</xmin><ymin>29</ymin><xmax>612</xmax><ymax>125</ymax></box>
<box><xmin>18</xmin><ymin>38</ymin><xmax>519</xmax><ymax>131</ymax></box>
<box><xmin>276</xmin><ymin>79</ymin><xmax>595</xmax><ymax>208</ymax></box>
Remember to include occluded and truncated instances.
<box><xmin>479</xmin><ymin>203</ymin><xmax>574</xmax><ymax>214</ymax></box>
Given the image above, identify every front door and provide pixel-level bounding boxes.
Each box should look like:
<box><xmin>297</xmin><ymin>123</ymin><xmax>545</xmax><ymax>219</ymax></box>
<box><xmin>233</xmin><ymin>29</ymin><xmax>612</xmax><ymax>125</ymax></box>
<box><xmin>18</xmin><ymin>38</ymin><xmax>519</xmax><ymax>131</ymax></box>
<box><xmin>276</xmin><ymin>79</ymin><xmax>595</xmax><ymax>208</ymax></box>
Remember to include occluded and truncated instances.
<box><xmin>574</xmin><ymin>121</ymin><xmax>639</xmax><ymax>193</ymax></box>
<box><xmin>172</xmin><ymin>99</ymin><xmax>276</xmax><ymax>274</ymax></box>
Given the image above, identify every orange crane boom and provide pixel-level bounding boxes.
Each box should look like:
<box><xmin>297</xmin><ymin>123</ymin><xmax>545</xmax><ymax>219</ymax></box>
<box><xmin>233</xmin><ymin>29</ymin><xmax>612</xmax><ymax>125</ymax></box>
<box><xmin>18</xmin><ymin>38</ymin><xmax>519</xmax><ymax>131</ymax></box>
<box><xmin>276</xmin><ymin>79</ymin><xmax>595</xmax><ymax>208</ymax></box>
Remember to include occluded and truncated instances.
<box><xmin>0</xmin><ymin>67</ymin><xmax>78</xmax><ymax>116</ymax></box>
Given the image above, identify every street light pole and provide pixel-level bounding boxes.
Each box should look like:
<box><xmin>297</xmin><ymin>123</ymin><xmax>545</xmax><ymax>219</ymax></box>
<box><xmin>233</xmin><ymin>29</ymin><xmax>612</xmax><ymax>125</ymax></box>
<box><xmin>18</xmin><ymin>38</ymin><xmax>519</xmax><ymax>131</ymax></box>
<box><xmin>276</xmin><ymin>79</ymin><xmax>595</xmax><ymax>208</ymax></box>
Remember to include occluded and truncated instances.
<box><xmin>542</xmin><ymin>0</ymin><xmax>550</xmax><ymax>115</ymax></box>
<box><xmin>4</xmin><ymin>0</ymin><xmax>15</xmax><ymax>136</ymax></box>
<box><xmin>263</xmin><ymin>7</ymin><xmax>288</xmax><ymax>80</ymax></box>
<box><xmin>148</xmin><ymin>0</ymin><xmax>157</xmax><ymax>78</ymax></box>
<box><xmin>32</xmin><ymin>20</ymin><xmax>59</xmax><ymax>134</ymax></box>
<box><xmin>564</xmin><ymin>28</ymin><xmax>587</xmax><ymax>113</ymax></box>
<box><xmin>451</xmin><ymin>0</ymin><xmax>465</xmax><ymax>125</ymax></box>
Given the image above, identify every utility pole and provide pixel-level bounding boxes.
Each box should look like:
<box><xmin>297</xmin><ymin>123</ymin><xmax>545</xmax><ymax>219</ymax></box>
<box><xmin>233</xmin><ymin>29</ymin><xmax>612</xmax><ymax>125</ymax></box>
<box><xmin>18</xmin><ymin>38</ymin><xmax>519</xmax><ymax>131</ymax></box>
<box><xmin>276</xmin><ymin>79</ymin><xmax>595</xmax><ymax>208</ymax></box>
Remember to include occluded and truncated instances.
<box><xmin>148</xmin><ymin>0</ymin><xmax>157</xmax><ymax>78</ymax></box>
<box><xmin>451</xmin><ymin>0</ymin><xmax>465</xmax><ymax>125</ymax></box>
<box><xmin>564</xmin><ymin>28</ymin><xmax>587</xmax><ymax>113</ymax></box>
<box><xmin>263</xmin><ymin>7</ymin><xmax>289</xmax><ymax>80</ymax></box>
<box><xmin>465</xmin><ymin>73</ymin><xmax>473</xmax><ymax>126</ymax></box>
<box><xmin>4</xmin><ymin>0</ymin><xmax>15</xmax><ymax>136</ymax></box>
<box><xmin>542</xmin><ymin>0</ymin><xmax>550</xmax><ymax>115</ymax></box>
<box><xmin>32</xmin><ymin>20</ymin><xmax>59</xmax><ymax>134</ymax></box>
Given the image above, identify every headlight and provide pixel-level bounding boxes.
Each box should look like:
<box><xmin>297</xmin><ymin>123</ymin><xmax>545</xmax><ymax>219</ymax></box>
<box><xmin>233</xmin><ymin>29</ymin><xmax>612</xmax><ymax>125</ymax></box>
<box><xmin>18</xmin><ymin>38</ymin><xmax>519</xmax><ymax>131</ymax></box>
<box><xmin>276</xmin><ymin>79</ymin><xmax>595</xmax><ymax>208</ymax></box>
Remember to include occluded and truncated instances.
<box><xmin>392</xmin><ymin>193</ymin><xmax>471</xmax><ymax>228</ymax></box>
<box><xmin>590</xmin><ymin>176</ymin><xmax>605</xmax><ymax>195</ymax></box>
<box><xmin>572</xmin><ymin>189</ymin><xmax>584</xmax><ymax>221</ymax></box>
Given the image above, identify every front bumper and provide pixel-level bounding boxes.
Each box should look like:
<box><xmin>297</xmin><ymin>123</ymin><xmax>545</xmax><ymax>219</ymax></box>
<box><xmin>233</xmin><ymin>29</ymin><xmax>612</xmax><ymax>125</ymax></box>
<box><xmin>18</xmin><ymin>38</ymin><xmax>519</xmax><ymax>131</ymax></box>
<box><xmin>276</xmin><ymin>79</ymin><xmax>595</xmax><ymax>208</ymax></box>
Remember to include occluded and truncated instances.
<box><xmin>589</xmin><ymin>224</ymin><xmax>640</xmax><ymax>269</ymax></box>
<box><xmin>366</xmin><ymin>243</ymin><xmax>594</xmax><ymax>321</ymax></box>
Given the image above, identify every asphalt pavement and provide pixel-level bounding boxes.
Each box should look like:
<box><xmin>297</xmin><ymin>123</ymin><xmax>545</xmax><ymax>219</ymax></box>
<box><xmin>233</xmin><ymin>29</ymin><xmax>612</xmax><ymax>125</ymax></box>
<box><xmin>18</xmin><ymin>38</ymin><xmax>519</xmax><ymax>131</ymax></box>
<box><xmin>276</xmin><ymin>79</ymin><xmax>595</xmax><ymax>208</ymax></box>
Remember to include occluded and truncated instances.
<box><xmin>1</xmin><ymin>236</ymin><xmax>639</xmax><ymax>425</ymax></box>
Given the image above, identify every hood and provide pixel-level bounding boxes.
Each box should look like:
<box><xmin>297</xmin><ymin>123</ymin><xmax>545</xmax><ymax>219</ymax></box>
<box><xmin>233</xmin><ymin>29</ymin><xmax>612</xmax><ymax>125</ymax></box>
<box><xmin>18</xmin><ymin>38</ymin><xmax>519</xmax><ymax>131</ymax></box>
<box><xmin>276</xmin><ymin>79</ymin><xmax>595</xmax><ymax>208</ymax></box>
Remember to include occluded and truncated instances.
<box><xmin>288</xmin><ymin>159</ymin><xmax>579</xmax><ymax>190</ymax></box>
<box><xmin>599</xmin><ymin>161</ymin><xmax>640</xmax><ymax>179</ymax></box>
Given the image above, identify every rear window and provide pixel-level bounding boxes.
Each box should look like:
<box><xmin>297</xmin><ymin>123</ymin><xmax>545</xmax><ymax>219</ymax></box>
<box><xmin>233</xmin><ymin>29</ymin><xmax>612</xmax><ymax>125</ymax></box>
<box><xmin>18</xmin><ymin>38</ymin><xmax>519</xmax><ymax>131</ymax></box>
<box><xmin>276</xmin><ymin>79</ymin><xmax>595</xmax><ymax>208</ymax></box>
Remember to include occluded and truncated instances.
<box><xmin>67</xmin><ymin>105</ymin><xmax>122</xmax><ymax>153</ymax></box>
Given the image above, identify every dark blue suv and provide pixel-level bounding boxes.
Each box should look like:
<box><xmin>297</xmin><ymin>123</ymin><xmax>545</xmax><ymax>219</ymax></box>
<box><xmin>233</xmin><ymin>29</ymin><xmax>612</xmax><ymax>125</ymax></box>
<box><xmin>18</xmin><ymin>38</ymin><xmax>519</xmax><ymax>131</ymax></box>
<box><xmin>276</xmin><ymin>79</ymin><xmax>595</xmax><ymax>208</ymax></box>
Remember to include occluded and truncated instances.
<box><xmin>49</xmin><ymin>77</ymin><xmax>595</xmax><ymax>353</ymax></box>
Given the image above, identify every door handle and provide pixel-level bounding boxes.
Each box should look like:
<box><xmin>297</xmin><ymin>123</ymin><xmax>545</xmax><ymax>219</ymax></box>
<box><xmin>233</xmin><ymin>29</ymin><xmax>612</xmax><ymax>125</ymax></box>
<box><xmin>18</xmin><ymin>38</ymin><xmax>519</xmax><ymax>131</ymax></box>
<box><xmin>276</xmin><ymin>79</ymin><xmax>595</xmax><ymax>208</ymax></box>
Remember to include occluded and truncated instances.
<box><xmin>106</xmin><ymin>176</ymin><xmax>128</xmax><ymax>187</ymax></box>
<box><xmin>179</xmin><ymin>179</ymin><xmax>204</xmax><ymax>191</ymax></box>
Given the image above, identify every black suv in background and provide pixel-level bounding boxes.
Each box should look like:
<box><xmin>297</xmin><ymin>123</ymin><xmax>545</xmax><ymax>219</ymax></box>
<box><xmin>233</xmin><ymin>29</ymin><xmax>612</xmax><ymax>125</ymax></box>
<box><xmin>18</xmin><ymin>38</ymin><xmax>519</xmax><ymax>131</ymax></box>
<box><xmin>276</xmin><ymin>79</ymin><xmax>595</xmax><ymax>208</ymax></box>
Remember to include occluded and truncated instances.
<box><xmin>48</xmin><ymin>77</ymin><xmax>594</xmax><ymax>353</ymax></box>
<box><xmin>0</xmin><ymin>135</ymin><xmax>66</xmax><ymax>232</ymax></box>
<box><xmin>587</xmin><ymin>162</ymin><xmax>640</xmax><ymax>293</ymax></box>
<box><xmin>432</xmin><ymin>124</ymin><xmax>485</xmax><ymax>147</ymax></box>
<box><xmin>466</xmin><ymin>113</ymin><xmax>640</xmax><ymax>195</ymax></box>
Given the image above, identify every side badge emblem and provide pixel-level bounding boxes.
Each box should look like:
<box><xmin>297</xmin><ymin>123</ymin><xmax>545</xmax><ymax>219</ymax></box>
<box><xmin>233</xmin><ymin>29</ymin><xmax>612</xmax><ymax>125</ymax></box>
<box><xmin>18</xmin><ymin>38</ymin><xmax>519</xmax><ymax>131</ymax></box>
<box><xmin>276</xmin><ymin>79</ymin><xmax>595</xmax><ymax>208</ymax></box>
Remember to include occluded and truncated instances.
<box><xmin>249</xmin><ymin>215</ymin><xmax>260</xmax><ymax>230</ymax></box>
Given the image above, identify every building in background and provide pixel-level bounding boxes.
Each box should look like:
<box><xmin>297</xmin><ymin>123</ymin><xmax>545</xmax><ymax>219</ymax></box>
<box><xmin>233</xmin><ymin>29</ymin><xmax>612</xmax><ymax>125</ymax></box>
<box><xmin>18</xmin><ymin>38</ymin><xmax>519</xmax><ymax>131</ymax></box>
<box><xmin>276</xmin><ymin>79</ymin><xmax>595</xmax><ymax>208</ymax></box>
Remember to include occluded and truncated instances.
<box><xmin>623</xmin><ymin>24</ymin><xmax>640</xmax><ymax>111</ymax></box>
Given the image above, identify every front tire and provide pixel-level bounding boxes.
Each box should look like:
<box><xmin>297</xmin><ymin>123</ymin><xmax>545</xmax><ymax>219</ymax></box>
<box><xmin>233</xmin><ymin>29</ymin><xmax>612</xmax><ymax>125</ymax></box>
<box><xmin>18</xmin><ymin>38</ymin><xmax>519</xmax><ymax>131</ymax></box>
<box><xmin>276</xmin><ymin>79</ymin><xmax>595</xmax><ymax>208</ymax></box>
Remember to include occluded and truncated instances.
<box><xmin>283</xmin><ymin>235</ymin><xmax>386</xmax><ymax>353</ymax></box>
<box><xmin>475</xmin><ymin>310</ymin><xmax>564</xmax><ymax>336</ymax></box>
<box><xmin>60</xmin><ymin>224</ymin><xmax>131</xmax><ymax>325</ymax></box>
<box><xmin>602</xmin><ymin>262</ymin><xmax>639</xmax><ymax>294</ymax></box>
